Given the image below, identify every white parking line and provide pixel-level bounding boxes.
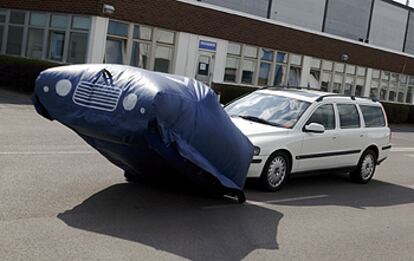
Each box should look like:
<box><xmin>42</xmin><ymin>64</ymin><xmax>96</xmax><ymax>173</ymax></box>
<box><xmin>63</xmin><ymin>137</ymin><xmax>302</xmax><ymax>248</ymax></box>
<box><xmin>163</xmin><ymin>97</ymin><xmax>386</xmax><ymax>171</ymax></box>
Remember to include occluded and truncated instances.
<box><xmin>404</xmin><ymin>154</ymin><xmax>414</xmax><ymax>158</ymax></box>
<box><xmin>0</xmin><ymin>151</ymin><xmax>96</xmax><ymax>155</ymax></box>
<box><xmin>392</xmin><ymin>147</ymin><xmax>414</xmax><ymax>152</ymax></box>
<box><xmin>202</xmin><ymin>195</ymin><xmax>328</xmax><ymax>209</ymax></box>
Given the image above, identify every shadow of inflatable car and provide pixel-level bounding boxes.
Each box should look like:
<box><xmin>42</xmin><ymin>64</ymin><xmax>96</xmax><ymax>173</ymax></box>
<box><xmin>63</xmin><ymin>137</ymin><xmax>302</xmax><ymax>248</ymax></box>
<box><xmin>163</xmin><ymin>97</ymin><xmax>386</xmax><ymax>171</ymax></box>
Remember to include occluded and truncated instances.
<box><xmin>32</xmin><ymin>65</ymin><xmax>253</xmax><ymax>202</ymax></box>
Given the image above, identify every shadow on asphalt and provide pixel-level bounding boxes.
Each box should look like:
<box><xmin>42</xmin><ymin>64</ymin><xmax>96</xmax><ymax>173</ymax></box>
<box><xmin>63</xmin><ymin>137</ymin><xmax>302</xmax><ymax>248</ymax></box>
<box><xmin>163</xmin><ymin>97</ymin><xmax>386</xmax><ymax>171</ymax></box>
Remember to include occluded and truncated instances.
<box><xmin>246</xmin><ymin>173</ymin><xmax>414</xmax><ymax>209</ymax></box>
<box><xmin>0</xmin><ymin>90</ymin><xmax>32</xmax><ymax>105</ymax></box>
<box><xmin>390</xmin><ymin>124</ymin><xmax>414</xmax><ymax>133</ymax></box>
<box><xmin>58</xmin><ymin>181</ymin><xmax>283</xmax><ymax>261</ymax></box>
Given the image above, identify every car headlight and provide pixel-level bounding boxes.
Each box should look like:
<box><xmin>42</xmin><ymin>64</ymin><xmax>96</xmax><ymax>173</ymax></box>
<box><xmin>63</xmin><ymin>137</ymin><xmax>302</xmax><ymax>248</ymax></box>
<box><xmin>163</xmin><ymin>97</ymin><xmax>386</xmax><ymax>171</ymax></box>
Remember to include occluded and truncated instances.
<box><xmin>253</xmin><ymin>146</ymin><xmax>261</xmax><ymax>156</ymax></box>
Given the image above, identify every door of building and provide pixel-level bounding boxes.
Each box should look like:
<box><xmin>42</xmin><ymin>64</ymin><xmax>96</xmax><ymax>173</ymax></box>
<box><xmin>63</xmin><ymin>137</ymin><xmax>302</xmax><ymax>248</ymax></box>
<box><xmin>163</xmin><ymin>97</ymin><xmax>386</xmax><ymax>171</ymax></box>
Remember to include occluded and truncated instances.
<box><xmin>195</xmin><ymin>52</ymin><xmax>215</xmax><ymax>86</ymax></box>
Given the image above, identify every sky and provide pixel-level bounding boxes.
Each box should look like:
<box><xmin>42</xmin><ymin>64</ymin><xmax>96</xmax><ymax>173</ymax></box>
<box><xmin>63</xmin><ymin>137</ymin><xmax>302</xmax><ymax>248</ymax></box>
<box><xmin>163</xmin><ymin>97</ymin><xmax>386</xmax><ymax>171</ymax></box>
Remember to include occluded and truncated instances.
<box><xmin>392</xmin><ymin>0</ymin><xmax>414</xmax><ymax>8</ymax></box>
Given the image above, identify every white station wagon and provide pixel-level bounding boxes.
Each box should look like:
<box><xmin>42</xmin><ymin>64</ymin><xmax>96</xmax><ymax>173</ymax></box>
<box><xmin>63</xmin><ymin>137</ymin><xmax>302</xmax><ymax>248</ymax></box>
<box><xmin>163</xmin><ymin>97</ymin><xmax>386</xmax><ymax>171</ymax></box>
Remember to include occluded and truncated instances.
<box><xmin>225</xmin><ymin>88</ymin><xmax>392</xmax><ymax>191</ymax></box>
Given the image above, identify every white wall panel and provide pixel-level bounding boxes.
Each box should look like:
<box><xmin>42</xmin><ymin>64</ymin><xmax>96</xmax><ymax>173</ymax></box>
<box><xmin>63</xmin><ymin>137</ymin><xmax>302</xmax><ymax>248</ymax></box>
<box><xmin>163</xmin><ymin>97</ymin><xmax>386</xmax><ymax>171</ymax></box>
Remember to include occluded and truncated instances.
<box><xmin>370</xmin><ymin>0</ymin><xmax>408</xmax><ymax>51</ymax></box>
<box><xmin>270</xmin><ymin>0</ymin><xmax>325</xmax><ymax>31</ymax></box>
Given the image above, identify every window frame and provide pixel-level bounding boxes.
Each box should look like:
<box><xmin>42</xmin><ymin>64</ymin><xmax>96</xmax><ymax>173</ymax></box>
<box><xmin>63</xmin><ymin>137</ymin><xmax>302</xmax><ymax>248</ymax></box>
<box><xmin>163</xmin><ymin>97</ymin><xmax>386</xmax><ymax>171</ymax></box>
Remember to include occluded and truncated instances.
<box><xmin>359</xmin><ymin>105</ymin><xmax>386</xmax><ymax>128</ymax></box>
<box><xmin>336</xmin><ymin>103</ymin><xmax>362</xmax><ymax>129</ymax></box>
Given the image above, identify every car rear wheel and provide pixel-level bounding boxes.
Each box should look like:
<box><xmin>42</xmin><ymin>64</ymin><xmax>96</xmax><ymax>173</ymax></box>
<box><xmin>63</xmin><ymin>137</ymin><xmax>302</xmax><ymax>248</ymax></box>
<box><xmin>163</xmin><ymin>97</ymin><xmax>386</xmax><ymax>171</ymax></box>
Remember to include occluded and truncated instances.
<box><xmin>350</xmin><ymin>149</ymin><xmax>377</xmax><ymax>184</ymax></box>
<box><xmin>260</xmin><ymin>152</ymin><xmax>290</xmax><ymax>192</ymax></box>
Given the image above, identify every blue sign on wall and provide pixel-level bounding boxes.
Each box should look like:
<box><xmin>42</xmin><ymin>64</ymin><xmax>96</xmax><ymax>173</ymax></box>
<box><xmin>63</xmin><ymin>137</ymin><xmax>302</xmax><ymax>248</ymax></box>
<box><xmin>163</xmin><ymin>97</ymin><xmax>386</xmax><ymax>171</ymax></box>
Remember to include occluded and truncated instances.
<box><xmin>199</xmin><ymin>40</ymin><xmax>217</xmax><ymax>51</ymax></box>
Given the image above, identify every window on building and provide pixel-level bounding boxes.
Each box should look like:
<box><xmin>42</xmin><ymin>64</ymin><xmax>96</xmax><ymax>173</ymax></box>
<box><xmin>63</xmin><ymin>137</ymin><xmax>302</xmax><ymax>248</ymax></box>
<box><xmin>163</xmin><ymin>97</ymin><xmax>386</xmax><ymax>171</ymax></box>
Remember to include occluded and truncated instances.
<box><xmin>26</xmin><ymin>28</ymin><xmax>44</xmax><ymax>59</ymax></box>
<box><xmin>130</xmin><ymin>42</ymin><xmax>150</xmax><ymax>69</ymax></box>
<box><xmin>154</xmin><ymin>45</ymin><xmax>173</xmax><ymax>73</ymax></box>
<box><xmin>225</xmin><ymin>43</ymin><xmax>241</xmax><ymax>83</ymax></box>
<box><xmin>398</xmin><ymin>92</ymin><xmax>404</xmax><ymax>102</ymax></box>
<box><xmin>355</xmin><ymin>77</ymin><xmax>365</xmax><ymax>97</ymax></box>
<box><xmin>10</xmin><ymin>11</ymin><xmax>25</xmax><ymax>25</ymax></box>
<box><xmin>133</xmin><ymin>25</ymin><xmax>152</xmax><ymax>40</ymax></box>
<box><xmin>30</xmin><ymin>13</ymin><xmax>47</xmax><ymax>27</ymax></box>
<box><xmin>241</xmin><ymin>59</ymin><xmax>256</xmax><ymax>84</ymax></box>
<box><xmin>67</xmin><ymin>32</ymin><xmax>88</xmax><ymax>64</ymax></box>
<box><xmin>309</xmin><ymin>58</ymin><xmax>321</xmax><ymax>89</ymax></box>
<box><xmin>105</xmin><ymin>38</ymin><xmax>125</xmax><ymax>64</ymax></box>
<box><xmin>108</xmin><ymin>20</ymin><xmax>129</xmax><ymax>37</ymax></box>
<box><xmin>224</xmin><ymin>56</ymin><xmax>239</xmax><ymax>82</ymax></box>
<box><xmin>388</xmin><ymin>91</ymin><xmax>396</xmax><ymax>101</ymax></box>
<box><xmin>71</xmin><ymin>16</ymin><xmax>91</xmax><ymax>31</ymax></box>
<box><xmin>288</xmin><ymin>54</ymin><xmax>302</xmax><ymax>86</ymax></box>
<box><xmin>156</xmin><ymin>29</ymin><xmax>175</xmax><ymax>45</ymax></box>
<box><xmin>258</xmin><ymin>48</ymin><xmax>273</xmax><ymax>86</ymax></box>
<box><xmin>407</xmin><ymin>87</ymin><xmax>413</xmax><ymax>104</ymax></box>
<box><xmin>0</xmin><ymin>25</ymin><xmax>4</xmax><ymax>51</ymax></box>
<box><xmin>321</xmin><ymin>60</ymin><xmax>333</xmax><ymax>92</ymax></box>
<box><xmin>273</xmin><ymin>52</ymin><xmax>288</xmax><ymax>86</ymax></box>
<box><xmin>50</xmin><ymin>14</ymin><xmax>68</xmax><ymax>29</ymax></box>
<box><xmin>6</xmin><ymin>26</ymin><xmax>24</xmax><ymax>55</ymax></box>
<box><xmin>48</xmin><ymin>31</ymin><xmax>65</xmax><ymax>61</ymax></box>
<box><xmin>0</xmin><ymin>10</ymin><xmax>6</xmax><ymax>23</ymax></box>
<box><xmin>333</xmin><ymin>74</ymin><xmax>343</xmax><ymax>93</ymax></box>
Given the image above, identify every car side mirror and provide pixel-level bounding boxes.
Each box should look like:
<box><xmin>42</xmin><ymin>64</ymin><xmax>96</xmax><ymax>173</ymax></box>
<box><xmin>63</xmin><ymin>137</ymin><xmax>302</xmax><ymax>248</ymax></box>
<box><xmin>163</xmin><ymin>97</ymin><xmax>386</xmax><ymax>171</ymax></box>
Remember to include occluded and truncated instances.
<box><xmin>304</xmin><ymin>123</ymin><xmax>325</xmax><ymax>133</ymax></box>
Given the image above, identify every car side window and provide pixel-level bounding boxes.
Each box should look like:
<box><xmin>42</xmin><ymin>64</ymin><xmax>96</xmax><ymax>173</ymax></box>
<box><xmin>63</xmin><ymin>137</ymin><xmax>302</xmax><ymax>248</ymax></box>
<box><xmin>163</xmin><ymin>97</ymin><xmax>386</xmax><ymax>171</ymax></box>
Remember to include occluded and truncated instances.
<box><xmin>359</xmin><ymin>105</ymin><xmax>385</xmax><ymax>128</ymax></box>
<box><xmin>337</xmin><ymin>104</ymin><xmax>361</xmax><ymax>129</ymax></box>
<box><xmin>306</xmin><ymin>104</ymin><xmax>335</xmax><ymax>130</ymax></box>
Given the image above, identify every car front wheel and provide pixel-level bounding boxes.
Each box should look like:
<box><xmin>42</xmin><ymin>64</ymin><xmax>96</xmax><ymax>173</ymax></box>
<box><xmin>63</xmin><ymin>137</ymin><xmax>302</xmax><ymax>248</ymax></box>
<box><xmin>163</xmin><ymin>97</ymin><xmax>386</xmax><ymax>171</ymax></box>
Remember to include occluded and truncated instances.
<box><xmin>260</xmin><ymin>152</ymin><xmax>290</xmax><ymax>192</ymax></box>
<box><xmin>350</xmin><ymin>149</ymin><xmax>377</xmax><ymax>184</ymax></box>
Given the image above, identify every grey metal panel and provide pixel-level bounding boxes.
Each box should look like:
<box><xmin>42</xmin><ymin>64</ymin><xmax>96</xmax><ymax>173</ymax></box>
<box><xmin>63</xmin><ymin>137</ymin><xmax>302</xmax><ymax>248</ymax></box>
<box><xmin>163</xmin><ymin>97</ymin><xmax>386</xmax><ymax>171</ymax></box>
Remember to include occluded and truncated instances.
<box><xmin>270</xmin><ymin>0</ymin><xmax>325</xmax><ymax>31</ymax></box>
<box><xmin>201</xmin><ymin>0</ymin><xmax>269</xmax><ymax>17</ymax></box>
<box><xmin>324</xmin><ymin>0</ymin><xmax>372</xmax><ymax>41</ymax></box>
<box><xmin>370</xmin><ymin>0</ymin><xmax>408</xmax><ymax>51</ymax></box>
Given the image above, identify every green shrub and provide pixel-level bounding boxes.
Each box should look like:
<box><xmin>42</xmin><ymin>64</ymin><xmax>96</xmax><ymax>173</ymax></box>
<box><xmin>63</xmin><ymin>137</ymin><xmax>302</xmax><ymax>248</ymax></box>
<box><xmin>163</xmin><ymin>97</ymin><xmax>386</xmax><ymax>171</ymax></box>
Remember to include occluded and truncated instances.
<box><xmin>0</xmin><ymin>55</ymin><xmax>61</xmax><ymax>94</ymax></box>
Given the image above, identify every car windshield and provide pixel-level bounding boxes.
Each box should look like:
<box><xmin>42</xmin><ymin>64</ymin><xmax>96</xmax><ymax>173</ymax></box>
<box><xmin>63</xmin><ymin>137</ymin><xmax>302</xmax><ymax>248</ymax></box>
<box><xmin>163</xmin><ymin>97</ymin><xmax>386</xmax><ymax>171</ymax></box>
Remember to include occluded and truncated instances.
<box><xmin>225</xmin><ymin>92</ymin><xmax>311</xmax><ymax>129</ymax></box>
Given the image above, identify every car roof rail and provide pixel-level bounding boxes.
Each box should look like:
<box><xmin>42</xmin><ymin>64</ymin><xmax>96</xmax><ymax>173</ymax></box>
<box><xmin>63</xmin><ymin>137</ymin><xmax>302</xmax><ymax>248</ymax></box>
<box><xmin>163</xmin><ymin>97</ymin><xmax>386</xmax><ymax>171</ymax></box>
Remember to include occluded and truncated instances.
<box><xmin>316</xmin><ymin>94</ymin><xmax>379</xmax><ymax>102</ymax></box>
<box><xmin>262</xmin><ymin>85</ymin><xmax>321</xmax><ymax>91</ymax></box>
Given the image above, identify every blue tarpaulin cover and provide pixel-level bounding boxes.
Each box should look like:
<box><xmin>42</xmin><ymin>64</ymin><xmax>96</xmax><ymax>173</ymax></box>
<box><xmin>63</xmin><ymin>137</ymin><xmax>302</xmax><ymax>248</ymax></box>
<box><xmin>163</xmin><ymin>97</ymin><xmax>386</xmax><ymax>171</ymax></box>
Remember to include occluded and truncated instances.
<box><xmin>32</xmin><ymin>64</ymin><xmax>253</xmax><ymax>196</ymax></box>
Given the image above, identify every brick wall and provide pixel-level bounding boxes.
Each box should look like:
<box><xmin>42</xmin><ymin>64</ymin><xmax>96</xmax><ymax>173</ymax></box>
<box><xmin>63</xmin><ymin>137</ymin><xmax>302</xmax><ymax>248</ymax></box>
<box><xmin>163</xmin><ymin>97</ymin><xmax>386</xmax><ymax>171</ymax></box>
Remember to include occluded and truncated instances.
<box><xmin>2</xmin><ymin>0</ymin><xmax>414</xmax><ymax>75</ymax></box>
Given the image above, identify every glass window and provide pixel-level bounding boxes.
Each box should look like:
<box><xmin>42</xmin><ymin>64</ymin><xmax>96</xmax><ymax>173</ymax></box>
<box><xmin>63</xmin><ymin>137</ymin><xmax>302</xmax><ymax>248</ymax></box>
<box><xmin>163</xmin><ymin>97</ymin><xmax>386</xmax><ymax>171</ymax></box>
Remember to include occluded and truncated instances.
<box><xmin>337</xmin><ymin>104</ymin><xmax>361</xmax><ymax>129</ymax></box>
<box><xmin>108</xmin><ymin>20</ymin><xmax>129</xmax><ymax>37</ymax></box>
<box><xmin>130</xmin><ymin>42</ymin><xmax>150</xmax><ymax>69</ymax></box>
<box><xmin>241</xmin><ymin>59</ymin><xmax>256</xmax><ymax>84</ymax></box>
<box><xmin>346</xmin><ymin>65</ymin><xmax>356</xmax><ymax>74</ymax></box>
<box><xmin>307</xmin><ymin>104</ymin><xmax>335</xmax><ymax>130</ymax></box>
<box><xmin>335</xmin><ymin>63</ymin><xmax>345</xmax><ymax>72</ymax></box>
<box><xmin>260</xmin><ymin>48</ymin><xmax>273</xmax><ymax>61</ymax></box>
<box><xmin>154</xmin><ymin>45</ymin><xmax>173</xmax><ymax>73</ymax></box>
<box><xmin>274</xmin><ymin>64</ymin><xmax>287</xmax><ymax>86</ymax></box>
<box><xmin>407</xmin><ymin>87</ymin><xmax>413</xmax><ymax>103</ymax></box>
<box><xmin>344</xmin><ymin>76</ymin><xmax>355</xmax><ymax>95</ymax></box>
<box><xmin>50</xmin><ymin>14</ymin><xmax>68</xmax><ymax>28</ymax></box>
<box><xmin>288</xmin><ymin>66</ymin><xmax>301</xmax><ymax>86</ymax></box>
<box><xmin>156</xmin><ymin>30</ymin><xmax>174</xmax><ymax>44</ymax></box>
<box><xmin>244</xmin><ymin>45</ymin><xmax>258</xmax><ymax>58</ymax></box>
<box><xmin>321</xmin><ymin>72</ymin><xmax>332</xmax><ymax>92</ymax></box>
<box><xmin>276</xmin><ymin>52</ymin><xmax>287</xmax><ymax>63</ymax></box>
<box><xmin>372</xmin><ymin>70</ymin><xmax>380</xmax><ymax>79</ymax></box>
<box><xmin>359</xmin><ymin>105</ymin><xmax>385</xmax><ymax>128</ymax></box>
<box><xmin>133</xmin><ymin>25</ymin><xmax>152</xmax><ymax>40</ymax></box>
<box><xmin>30</xmin><ymin>13</ymin><xmax>47</xmax><ymax>27</ymax></box>
<box><xmin>225</xmin><ymin>92</ymin><xmax>311</xmax><ymax>129</ymax></box>
<box><xmin>228</xmin><ymin>42</ymin><xmax>241</xmax><ymax>55</ymax></box>
<box><xmin>10</xmin><ymin>11</ymin><xmax>25</xmax><ymax>24</ymax></box>
<box><xmin>309</xmin><ymin>70</ymin><xmax>320</xmax><ymax>89</ymax></box>
<box><xmin>400</xmin><ymin>75</ymin><xmax>408</xmax><ymax>84</ymax></box>
<box><xmin>289</xmin><ymin>54</ymin><xmax>302</xmax><ymax>66</ymax></box>
<box><xmin>322</xmin><ymin>60</ymin><xmax>333</xmax><ymax>71</ymax></box>
<box><xmin>380</xmin><ymin>89</ymin><xmax>387</xmax><ymax>100</ymax></box>
<box><xmin>105</xmin><ymin>38</ymin><xmax>125</xmax><ymax>64</ymax></box>
<box><xmin>355</xmin><ymin>78</ymin><xmax>365</xmax><ymax>97</ymax></box>
<box><xmin>311</xmin><ymin>58</ymin><xmax>321</xmax><ymax>69</ymax></box>
<box><xmin>409</xmin><ymin>76</ymin><xmax>414</xmax><ymax>85</ymax></box>
<box><xmin>224</xmin><ymin>57</ymin><xmax>239</xmax><ymax>82</ymax></box>
<box><xmin>357</xmin><ymin>67</ymin><xmax>366</xmax><ymax>76</ymax></box>
<box><xmin>333</xmin><ymin>74</ymin><xmax>343</xmax><ymax>93</ymax></box>
<box><xmin>67</xmin><ymin>32</ymin><xmax>88</xmax><ymax>64</ymax></box>
<box><xmin>72</xmin><ymin>16</ymin><xmax>91</xmax><ymax>30</ymax></box>
<box><xmin>258</xmin><ymin>62</ymin><xmax>271</xmax><ymax>86</ymax></box>
<box><xmin>6</xmin><ymin>26</ymin><xmax>24</xmax><ymax>55</ymax></box>
<box><xmin>398</xmin><ymin>92</ymin><xmax>404</xmax><ymax>102</ymax></box>
<box><xmin>388</xmin><ymin>91</ymin><xmax>396</xmax><ymax>101</ymax></box>
<box><xmin>0</xmin><ymin>25</ymin><xmax>3</xmax><ymax>50</ymax></box>
<box><xmin>48</xmin><ymin>31</ymin><xmax>65</xmax><ymax>61</ymax></box>
<box><xmin>0</xmin><ymin>10</ymin><xmax>6</xmax><ymax>23</ymax></box>
<box><xmin>381</xmin><ymin>71</ymin><xmax>390</xmax><ymax>81</ymax></box>
<box><xmin>26</xmin><ymin>28</ymin><xmax>44</xmax><ymax>59</ymax></box>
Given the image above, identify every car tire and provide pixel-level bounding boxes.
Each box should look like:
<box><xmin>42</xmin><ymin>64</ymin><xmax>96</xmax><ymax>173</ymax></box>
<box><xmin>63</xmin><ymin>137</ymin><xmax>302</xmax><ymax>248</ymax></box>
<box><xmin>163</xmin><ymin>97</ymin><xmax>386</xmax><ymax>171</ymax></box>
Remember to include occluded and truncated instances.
<box><xmin>350</xmin><ymin>149</ymin><xmax>377</xmax><ymax>184</ymax></box>
<box><xmin>260</xmin><ymin>151</ymin><xmax>290</xmax><ymax>192</ymax></box>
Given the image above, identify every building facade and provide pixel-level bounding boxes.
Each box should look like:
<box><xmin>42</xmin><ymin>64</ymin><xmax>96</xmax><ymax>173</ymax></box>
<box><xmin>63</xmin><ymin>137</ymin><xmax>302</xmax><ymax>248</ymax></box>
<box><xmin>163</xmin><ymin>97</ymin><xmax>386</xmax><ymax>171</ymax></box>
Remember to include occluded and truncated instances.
<box><xmin>1</xmin><ymin>0</ymin><xmax>414</xmax><ymax>105</ymax></box>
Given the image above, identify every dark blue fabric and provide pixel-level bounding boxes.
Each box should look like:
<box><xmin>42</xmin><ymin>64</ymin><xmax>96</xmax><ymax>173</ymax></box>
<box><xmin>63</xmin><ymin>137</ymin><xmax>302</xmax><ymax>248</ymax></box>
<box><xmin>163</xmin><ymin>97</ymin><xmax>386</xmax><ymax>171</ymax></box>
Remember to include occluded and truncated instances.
<box><xmin>32</xmin><ymin>64</ymin><xmax>253</xmax><ymax>191</ymax></box>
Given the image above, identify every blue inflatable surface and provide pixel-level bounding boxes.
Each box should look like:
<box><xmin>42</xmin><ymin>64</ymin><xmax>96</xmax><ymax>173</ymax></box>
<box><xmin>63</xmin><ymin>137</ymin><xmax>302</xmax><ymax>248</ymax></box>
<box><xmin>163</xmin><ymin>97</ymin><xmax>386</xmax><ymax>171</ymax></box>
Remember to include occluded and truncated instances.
<box><xmin>32</xmin><ymin>64</ymin><xmax>253</xmax><ymax>197</ymax></box>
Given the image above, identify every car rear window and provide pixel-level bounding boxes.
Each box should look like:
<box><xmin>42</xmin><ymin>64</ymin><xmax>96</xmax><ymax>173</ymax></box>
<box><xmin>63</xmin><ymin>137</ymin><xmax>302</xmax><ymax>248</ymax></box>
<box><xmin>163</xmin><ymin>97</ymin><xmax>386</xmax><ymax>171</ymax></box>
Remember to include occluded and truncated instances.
<box><xmin>359</xmin><ymin>105</ymin><xmax>385</xmax><ymax>128</ymax></box>
<box><xmin>337</xmin><ymin>104</ymin><xmax>361</xmax><ymax>129</ymax></box>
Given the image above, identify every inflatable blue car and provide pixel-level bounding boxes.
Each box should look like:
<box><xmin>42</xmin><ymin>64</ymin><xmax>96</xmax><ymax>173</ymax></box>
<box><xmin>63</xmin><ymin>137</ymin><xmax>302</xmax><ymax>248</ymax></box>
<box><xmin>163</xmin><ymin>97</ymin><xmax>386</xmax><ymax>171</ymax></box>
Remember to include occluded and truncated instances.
<box><xmin>32</xmin><ymin>65</ymin><xmax>253</xmax><ymax>202</ymax></box>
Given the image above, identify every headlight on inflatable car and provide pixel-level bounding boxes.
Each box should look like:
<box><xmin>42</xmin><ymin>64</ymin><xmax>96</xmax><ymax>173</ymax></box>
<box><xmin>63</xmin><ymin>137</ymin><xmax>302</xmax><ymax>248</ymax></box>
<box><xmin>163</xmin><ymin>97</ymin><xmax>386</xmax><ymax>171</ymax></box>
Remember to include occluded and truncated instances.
<box><xmin>253</xmin><ymin>146</ymin><xmax>261</xmax><ymax>156</ymax></box>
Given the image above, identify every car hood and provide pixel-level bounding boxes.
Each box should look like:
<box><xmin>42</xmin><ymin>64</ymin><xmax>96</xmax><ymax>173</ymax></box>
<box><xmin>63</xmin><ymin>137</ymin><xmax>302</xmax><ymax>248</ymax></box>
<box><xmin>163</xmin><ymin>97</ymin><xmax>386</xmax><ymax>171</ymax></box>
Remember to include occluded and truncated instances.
<box><xmin>230</xmin><ymin>117</ymin><xmax>289</xmax><ymax>138</ymax></box>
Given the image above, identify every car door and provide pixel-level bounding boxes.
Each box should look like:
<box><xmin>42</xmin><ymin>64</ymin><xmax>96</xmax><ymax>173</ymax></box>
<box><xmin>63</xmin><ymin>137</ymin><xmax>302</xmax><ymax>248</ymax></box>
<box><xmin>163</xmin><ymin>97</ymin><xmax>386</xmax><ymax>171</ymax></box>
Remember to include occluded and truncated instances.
<box><xmin>334</xmin><ymin>103</ymin><xmax>365</xmax><ymax>167</ymax></box>
<box><xmin>296</xmin><ymin>103</ymin><xmax>339</xmax><ymax>172</ymax></box>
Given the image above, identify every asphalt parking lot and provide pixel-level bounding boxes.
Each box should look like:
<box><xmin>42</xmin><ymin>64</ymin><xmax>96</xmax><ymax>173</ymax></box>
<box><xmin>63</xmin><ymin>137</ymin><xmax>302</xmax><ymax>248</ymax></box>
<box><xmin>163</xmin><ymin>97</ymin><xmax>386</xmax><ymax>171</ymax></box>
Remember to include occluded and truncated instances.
<box><xmin>1</xmin><ymin>90</ymin><xmax>414</xmax><ymax>261</ymax></box>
